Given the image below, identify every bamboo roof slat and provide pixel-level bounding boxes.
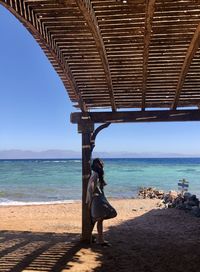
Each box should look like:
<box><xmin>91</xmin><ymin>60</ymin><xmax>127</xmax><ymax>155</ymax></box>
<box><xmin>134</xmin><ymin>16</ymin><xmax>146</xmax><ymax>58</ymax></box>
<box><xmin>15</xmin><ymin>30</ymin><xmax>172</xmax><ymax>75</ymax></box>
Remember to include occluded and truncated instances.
<box><xmin>1</xmin><ymin>0</ymin><xmax>200</xmax><ymax>111</ymax></box>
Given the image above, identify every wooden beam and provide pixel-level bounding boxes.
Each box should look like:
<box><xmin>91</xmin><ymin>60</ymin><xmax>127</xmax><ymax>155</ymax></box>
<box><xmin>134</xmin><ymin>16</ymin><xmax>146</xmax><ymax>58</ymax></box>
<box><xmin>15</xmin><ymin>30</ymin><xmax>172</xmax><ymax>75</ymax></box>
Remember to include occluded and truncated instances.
<box><xmin>0</xmin><ymin>0</ymin><xmax>87</xmax><ymax>112</ymax></box>
<box><xmin>76</xmin><ymin>0</ymin><xmax>117</xmax><ymax>111</ymax></box>
<box><xmin>79</xmin><ymin>122</ymin><xmax>94</xmax><ymax>243</ymax></box>
<box><xmin>71</xmin><ymin>109</ymin><xmax>200</xmax><ymax>124</ymax></box>
<box><xmin>171</xmin><ymin>23</ymin><xmax>200</xmax><ymax>110</ymax></box>
<box><xmin>142</xmin><ymin>0</ymin><xmax>156</xmax><ymax>111</ymax></box>
<box><xmin>91</xmin><ymin>123</ymin><xmax>111</xmax><ymax>152</ymax></box>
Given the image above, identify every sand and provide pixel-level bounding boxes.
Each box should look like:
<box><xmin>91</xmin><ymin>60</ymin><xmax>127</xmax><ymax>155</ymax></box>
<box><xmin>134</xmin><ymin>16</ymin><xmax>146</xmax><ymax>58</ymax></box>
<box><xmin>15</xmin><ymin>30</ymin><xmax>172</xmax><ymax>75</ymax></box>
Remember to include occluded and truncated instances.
<box><xmin>0</xmin><ymin>199</ymin><xmax>200</xmax><ymax>272</ymax></box>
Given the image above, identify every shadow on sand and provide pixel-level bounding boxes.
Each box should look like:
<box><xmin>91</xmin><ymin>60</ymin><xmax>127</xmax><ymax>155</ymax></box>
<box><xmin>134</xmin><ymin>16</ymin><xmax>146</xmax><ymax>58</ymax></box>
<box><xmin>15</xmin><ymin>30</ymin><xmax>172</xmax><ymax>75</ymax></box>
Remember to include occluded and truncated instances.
<box><xmin>91</xmin><ymin>207</ymin><xmax>200</xmax><ymax>272</ymax></box>
<box><xmin>1</xmin><ymin>208</ymin><xmax>200</xmax><ymax>271</ymax></box>
<box><xmin>0</xmin><ymin>231</ymin><xmax>83</xmax><ymax>271</ymax></box>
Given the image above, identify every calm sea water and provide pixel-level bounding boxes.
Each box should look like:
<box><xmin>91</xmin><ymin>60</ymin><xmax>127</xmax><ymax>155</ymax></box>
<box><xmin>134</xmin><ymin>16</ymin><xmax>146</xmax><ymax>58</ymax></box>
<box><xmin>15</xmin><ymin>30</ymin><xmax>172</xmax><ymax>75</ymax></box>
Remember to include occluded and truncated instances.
<box><xmin>0</xmin><ymin>158</ymin><xmax>200</xmax><ymax>205</ymax></box>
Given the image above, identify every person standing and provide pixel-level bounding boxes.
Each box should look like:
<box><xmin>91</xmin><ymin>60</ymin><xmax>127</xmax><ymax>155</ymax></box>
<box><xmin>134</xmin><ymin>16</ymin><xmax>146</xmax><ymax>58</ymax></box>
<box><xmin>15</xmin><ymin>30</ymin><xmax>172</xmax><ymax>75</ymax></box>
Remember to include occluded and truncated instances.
<box><xmin>86</xmin><ymin>158</ymin><xmax>117</xmax><ymax>246</ymax></box>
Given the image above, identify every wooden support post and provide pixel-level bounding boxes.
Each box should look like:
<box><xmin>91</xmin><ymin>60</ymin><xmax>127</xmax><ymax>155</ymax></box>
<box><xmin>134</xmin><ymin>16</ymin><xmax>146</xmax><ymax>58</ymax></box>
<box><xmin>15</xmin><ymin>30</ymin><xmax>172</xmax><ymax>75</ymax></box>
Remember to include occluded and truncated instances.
<box><xmin>80</xmin><ymin>120</ymin><xmax>94</xmax><ymax>243</ymax></box>
<box><xmin>75</xmin><ymin>118</ymin><xmax>110</xmax><ymax>243</ymax></box>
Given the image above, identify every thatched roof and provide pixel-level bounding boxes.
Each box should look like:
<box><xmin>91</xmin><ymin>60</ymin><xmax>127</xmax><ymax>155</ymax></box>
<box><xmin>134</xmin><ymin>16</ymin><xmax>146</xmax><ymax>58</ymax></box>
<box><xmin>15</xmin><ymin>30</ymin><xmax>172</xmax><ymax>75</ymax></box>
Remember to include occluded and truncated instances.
<box><xmin>1</xmin><ymin>0</ymin><xmax>200</xmax><ymax>112</ymax></box>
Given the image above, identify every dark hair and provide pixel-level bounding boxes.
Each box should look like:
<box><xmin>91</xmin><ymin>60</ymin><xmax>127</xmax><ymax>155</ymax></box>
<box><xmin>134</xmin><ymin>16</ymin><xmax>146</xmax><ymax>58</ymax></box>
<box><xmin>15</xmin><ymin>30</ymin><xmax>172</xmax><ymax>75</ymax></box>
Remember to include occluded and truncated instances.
<box><xmin>91</xmin><ymin>158</ymin><xmax>105</xmax><ymax>187</ymax></box>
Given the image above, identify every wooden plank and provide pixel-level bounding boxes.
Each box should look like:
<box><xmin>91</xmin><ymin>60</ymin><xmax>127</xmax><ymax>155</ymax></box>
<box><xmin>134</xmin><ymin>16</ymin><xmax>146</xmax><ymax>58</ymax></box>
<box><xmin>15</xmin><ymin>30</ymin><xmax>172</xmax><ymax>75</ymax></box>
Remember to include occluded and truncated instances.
<box><xmin>142</xmin><ymin>1</ymin><xmax>156</xmax><ymax>111</ymax></box>
<box><xmin>71</xmin><ymin>110</ymin><xmax>200</xmax><ymax>124</ymax></box>
<box><xmin>81</xmin><ymin>125</ymin><xmax>93</xmax><ymax>243</ymax></box>
<box><xmin>172</xmin><ymin>23</ymin><xmax>200</xmax><ymax>109</ymax></box>
<box><xmin>76</xmin><ymin>0</ymin><xmax>116</xmax><ymax>111</ymax></box>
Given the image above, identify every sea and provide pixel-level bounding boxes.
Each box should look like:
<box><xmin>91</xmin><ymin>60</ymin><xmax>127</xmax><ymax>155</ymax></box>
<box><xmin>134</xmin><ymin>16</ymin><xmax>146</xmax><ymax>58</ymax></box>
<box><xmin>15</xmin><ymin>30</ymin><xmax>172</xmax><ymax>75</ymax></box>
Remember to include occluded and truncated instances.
<box><xmin>0</xmin><ymin>158</ymin><xmax>200</xmax><ymax>206</ymax></box>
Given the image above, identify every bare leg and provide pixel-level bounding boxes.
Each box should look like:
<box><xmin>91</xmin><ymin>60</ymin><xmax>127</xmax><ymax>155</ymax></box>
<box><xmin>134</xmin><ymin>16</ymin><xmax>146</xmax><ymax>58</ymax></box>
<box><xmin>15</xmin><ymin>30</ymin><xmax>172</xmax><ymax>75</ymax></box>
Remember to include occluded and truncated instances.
<box><xmin>97</xmin><ymin>219</ymin><xmax>104</xmax><ymax>243</ymax></box>
<box><xmin>90</xmin><ymin>221</ymin><xmax>96</xmax><ymax>243</ymax></box>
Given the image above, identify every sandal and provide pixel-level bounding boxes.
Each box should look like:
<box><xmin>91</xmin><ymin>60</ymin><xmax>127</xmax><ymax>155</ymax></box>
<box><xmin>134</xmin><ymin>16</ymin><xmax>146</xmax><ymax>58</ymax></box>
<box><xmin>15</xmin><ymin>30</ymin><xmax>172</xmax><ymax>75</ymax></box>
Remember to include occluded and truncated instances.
<box><xmin>99</xmin><ymin>241</ymin><xmax>112</xmax><ymax>247</ymax></box>
<box><xmin>91</xmin><ymin>235</ymin><xmax>97</xmax><ymax>243</ymax></box>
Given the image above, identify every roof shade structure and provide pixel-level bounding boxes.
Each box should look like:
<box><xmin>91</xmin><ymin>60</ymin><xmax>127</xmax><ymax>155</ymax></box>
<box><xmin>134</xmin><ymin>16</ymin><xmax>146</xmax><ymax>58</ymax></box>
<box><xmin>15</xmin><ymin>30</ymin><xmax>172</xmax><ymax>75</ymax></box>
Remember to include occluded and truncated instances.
<box><xmin>2</xmin><ymin>0</ymin><xmax>200</xmax><ymax>243</ymax></box>
<box><xmin>1</xmin><ymin>0</ymin><xmax>200</xmax><ymax>113</ymax></box>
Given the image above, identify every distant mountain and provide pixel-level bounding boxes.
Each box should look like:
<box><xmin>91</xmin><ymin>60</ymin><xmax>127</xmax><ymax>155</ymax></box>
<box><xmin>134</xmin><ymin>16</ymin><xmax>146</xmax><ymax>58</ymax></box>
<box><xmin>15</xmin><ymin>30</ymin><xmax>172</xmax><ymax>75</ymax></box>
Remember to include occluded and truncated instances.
<box><xmin>0</xmin><ymin>149</ymin><xmax>199</xmax><ymax>159</ymax></box>
<box><xmin>0</xmin><ymin>149</ymin><xmax>81</xmax><ymax>159</ymax></box>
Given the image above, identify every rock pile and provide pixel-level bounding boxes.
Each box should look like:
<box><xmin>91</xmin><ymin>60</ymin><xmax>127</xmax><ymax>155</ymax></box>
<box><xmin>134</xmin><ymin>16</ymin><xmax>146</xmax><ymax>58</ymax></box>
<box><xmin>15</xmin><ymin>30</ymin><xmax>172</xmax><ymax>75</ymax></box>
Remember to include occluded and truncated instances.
<box><xmin>138</xmin><ymin>187</ymin><xmax>200</xmax><ymax>217</ymax></box>
<box><xmin>164</xmin><ymin>191</ymin><xmax>200</xmax><ymax>217</ymax></box>
<box><xmin>138</xmin><ymin>187</ymin><xmax>164</xmax><ymax>199</ymax></box>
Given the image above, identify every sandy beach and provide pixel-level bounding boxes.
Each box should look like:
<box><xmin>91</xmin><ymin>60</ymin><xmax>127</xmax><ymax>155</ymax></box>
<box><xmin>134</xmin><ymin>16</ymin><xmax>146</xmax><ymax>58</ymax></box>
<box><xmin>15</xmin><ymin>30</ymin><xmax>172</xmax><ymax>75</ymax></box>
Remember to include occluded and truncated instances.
<box><xmin>1</xmin><ymin>198</ymin><xmax>200</xmax><ymax>272</ymax></box>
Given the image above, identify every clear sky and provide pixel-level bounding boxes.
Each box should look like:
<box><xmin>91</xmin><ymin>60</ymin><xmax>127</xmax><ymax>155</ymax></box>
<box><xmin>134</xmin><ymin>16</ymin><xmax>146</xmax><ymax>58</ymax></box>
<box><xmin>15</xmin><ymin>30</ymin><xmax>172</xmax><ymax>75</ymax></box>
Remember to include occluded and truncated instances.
<box><xmin>1</xmin><ymin>5</ymin><xmax>200</xmax><ymax>157</ymax></box>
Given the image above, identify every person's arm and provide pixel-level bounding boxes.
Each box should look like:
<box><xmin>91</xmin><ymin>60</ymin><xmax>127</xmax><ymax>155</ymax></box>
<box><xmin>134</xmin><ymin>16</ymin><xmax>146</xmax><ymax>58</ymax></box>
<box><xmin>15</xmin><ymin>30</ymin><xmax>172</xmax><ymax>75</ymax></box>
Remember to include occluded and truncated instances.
<box><xmin>86</xmin><ymin>172</ymin><xmax>98</xmax><ymax>205</ymax></box>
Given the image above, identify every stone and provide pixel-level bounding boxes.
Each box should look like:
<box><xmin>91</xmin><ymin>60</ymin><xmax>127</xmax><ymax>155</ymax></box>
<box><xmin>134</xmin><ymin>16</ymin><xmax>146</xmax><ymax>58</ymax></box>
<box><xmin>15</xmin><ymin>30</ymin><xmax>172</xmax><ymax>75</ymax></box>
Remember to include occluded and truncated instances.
<box><xmin>191</xmin><ymin>206</ymin><xmax>200</xmax><ymax>217</ymax></box>
<box><xmin>138</xmin><ymin>187</ymin><xmax>165</xmax><ymax>199</ymax></box>
<box><xmin>187</xmin><ymin>200</ymin><xmax>198</xmax><ymax>206</ymax></box>
<box><xmin>183</xmin><ymin>192</ymin><xmax>192</xmax><ymax>200</ymax></box>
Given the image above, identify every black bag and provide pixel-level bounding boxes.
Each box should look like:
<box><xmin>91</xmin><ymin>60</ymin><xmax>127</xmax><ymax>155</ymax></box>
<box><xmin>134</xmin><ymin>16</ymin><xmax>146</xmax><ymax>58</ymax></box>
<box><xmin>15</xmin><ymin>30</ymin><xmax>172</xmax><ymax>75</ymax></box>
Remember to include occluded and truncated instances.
<box><xmin>91</xmin><ymin>186</ymin><xmax>117</xmax><ymax>222</ymax></box>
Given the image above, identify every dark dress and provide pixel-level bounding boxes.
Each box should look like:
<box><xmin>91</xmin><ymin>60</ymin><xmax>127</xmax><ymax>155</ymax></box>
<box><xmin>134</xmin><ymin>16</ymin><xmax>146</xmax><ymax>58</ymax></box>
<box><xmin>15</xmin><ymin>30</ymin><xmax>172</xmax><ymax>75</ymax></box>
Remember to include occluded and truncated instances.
<box><xmin>88</xmin><ymin>172</ymin><xmax>117</xmax><ymax>222</ymax></box>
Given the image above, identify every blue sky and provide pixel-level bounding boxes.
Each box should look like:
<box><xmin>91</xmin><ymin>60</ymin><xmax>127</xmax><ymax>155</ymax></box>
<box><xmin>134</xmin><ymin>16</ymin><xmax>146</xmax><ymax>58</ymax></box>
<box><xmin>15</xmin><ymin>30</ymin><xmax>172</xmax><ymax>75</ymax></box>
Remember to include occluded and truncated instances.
<box><xmin>0</xmin><ymin>5</ymin><xmax>200</xmax><ymax>157</ymax></box>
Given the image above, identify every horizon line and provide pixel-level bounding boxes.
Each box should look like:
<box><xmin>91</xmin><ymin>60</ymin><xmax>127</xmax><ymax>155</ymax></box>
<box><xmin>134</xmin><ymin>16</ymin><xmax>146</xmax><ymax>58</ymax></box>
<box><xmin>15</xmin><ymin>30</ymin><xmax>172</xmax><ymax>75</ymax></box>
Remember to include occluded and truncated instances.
<box><xmin>1</xmin><ymin>156</ymin><xmax>200</xmax><ymax>160</ymax></box>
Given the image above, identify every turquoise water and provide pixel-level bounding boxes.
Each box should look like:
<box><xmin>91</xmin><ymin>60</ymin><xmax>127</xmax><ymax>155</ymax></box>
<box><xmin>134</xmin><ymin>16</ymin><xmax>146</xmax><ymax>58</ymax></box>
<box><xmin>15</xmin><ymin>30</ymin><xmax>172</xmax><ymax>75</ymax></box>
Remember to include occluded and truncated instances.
<box><xmin>0</xmin><ymin>158</ymin><xmax>200</xmax><ymax>205</ymax></box>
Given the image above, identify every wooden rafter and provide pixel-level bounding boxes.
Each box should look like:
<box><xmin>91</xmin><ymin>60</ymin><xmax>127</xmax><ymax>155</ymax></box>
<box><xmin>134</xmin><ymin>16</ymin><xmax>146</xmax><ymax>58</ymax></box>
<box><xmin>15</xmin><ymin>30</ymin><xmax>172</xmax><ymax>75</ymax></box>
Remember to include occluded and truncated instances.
<box><xmin>71</xmin><ymin>109</ymin><xmax>200</xmax><ymax>124</ymax></box>
<box><xmin>142</xmin><ymin>0</ymin><xmax>156</xmax><ymax>111</ymax></box>
<box><xmin>171</xmin><ymin>23</ymin><xmax>200</xmax><ymax>110</ymax></box>
<box><xmin>76</xmin><ymin>0</ymin><xmax>116</xmax><ymax>112</ymax></box>
<box><xmin>0</xmin><ymin>0</ymin><xmax>87</xmax><ymax>112</ymax></box>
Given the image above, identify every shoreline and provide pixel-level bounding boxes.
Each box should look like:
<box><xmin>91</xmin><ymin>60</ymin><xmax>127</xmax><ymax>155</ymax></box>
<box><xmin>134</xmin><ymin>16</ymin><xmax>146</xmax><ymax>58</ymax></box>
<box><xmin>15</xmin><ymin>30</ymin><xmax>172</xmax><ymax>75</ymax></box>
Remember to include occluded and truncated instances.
<box><xmin>0</xmin><ymin>196</ymin><xmax>138</xmax><ymax>207</ymax></box>
<box><xmin>0</xmin><ymin>198</ymin><xmax>160</xmax><ymax>233</ymax></box>
<box><xmin>0</xmin><ymin>199</ymin><xmax>80</xmax><ymax>207</ymax></box>
<box><xmin>1</xmin><ymin>189</ymin><xmax>199</xmax><ymax>207</ymax></box>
